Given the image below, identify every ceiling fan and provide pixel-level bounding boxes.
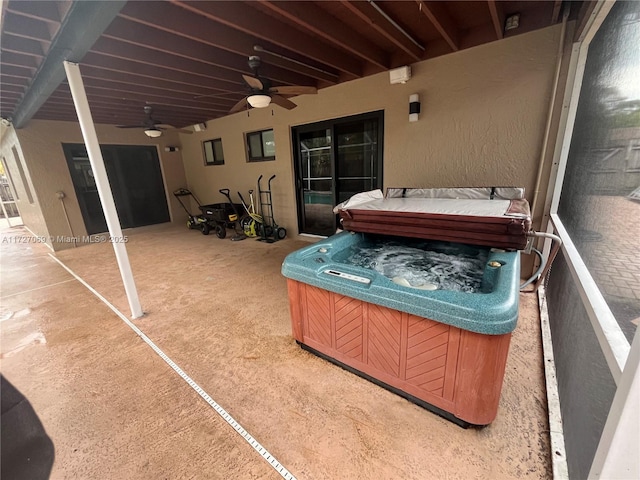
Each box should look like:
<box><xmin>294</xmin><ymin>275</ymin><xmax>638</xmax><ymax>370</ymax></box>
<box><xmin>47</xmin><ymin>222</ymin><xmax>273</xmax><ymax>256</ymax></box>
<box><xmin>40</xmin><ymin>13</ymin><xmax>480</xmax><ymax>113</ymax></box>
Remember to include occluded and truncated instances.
<box><xmin>227</xmin><ymin>56</ymin><xmax>318</xmax><ymax>114</ymax></box>
<box><xmin>116</xmin><ymin>106</ymin><xmax>193</xmax><ymax>137</ymax></box>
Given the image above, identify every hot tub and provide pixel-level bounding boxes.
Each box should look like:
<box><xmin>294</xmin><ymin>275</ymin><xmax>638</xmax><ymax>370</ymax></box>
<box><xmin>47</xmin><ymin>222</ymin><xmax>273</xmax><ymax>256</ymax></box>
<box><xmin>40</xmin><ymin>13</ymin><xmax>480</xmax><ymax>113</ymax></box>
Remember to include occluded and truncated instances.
<box><xmin>282</xmin><ymin>231</ymin><xmax>520</xmax><ymax>426</ymax></box>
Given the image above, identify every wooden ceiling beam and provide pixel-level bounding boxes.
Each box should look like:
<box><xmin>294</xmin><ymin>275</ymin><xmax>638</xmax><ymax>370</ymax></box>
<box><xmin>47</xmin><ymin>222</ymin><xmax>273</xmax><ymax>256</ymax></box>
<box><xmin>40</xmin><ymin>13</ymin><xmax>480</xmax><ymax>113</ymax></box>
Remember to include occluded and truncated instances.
<box><xmin>170</xmin><ymin>0</ymin><xmax>362</xmax><ymax>78</ymax></box>
<box><xmin>487</xmin><ymin>0</ymin><xmax>505</xmax><ymax>40</ymax></box>
<box><xmin>2</xmin><ymin>12</ymin><xmax>54</xmax><ymax>43</ymax></box>
<box><xmin>54</xmin><ymin>101</ymin><xmax>218</xmax><ymax>120</ymax></box>
<box><xmin>0</xmin><ymin>91</ymin><xmax>21</xmax><ymax>100</ymax></box>
<box><xmin>0</xmin><ymin>34</ymin><xmax>45</xmax><ymax>57</ymax></box>
<box><xmin>56</xmin><ymin>80</ymin><xmax>212</xmax><ymax>108</ymax></box>
<box><xmin>1</xmin><ymin>51</ymin><xmax>39</xmax><ymax>69</ymax></box>
<box><xmin>73</xmin><ymin>63</ymin><xmax>238</xmax><ymax>98</ymax></box>
<box><xmin>41</xmin><ymin>102</ymin><xmax>229</xmax><ymax>127</ymax></box>
<box><xmin>37</xmin><ymin>105</ymin><xmax>217</xmax><ymax>126</ymax></box>
<box><xmin>37</xmin><ymin>104</ymin><xmax>87</xmax><ymax>114</ymax></box>
<box><xmin>5</xmin><ymin>1</ymin><xmax>62</xmax><ymax>24</ymax></box>
<box><xmin>41</xmin><ymin>99</ymin><xmax>215</xmax><ymax>120</ymax></box>
<box><xmin>114</xmin><ymin>115</ymin><xmax>215</xmax><ymax>128</ymax></box>
<box><xmin>58</xmin><ymin>80</ymin><xmax>236</xmax><ymax>112</ymax></box>
<box><xmin>242</xmin><ymin>49</ymin><xmax>338</xmax><ymax>84</ymax></box>
<box><xmin>96</xmin><ymin>26</ymin><xmax>317</xmax><ymax>87</ymax></box>
<box><xmin>101</xmin><ymin>120</ymin><xmax>208</xmax><ymax>129</ymax></box>
<box><xmin>10</xmin><ymin>0</ymin><xmax>126</xmax><ymax>129</ymax></box>
<box><xmin>81</xmin><ymin>52</ymin><xmax>242</xmax><ymax>93</ymax></box>
<box><xmin>29</xmin><ymin>112</ymin><xmax>81</xmax><ymax>122</ymax></box>
<box><xmin>91</xmin><ymin>37</ymin><xmax>244</xmax><ymax>87</ymax></box>
<box><xmin>44</xmin><ymin>97</ymin><xmax>233</xmax><ymax>119</ymax></box>
<box><xmin>36</xmin><ymin>109</ymin><xmax>224</xmax><ymax>129</ymax></box>
<box><xmin>0</xmin><ymin>75</ymin><xmax>28</xmax><ymax>87</ymax></box>
<box><xmin>0</xmin><ymin>65</ymin><xmax>34</xmax><ymax>79</ymax></box>
<box><xmin>2</xmin><ymin>65</ymin><xmax>33</xmax><ymax>80</ymax></box>
<box><xmin>340</xmin><ymin>1</ymin><xmax>423</xmax><ymax>62</ymax></box>
<box><xmin>416</xmin><ymin>1</ymin><xmax>459</xmax><ymax>52</ymax></box>
<box><xmin>118</xmin><ymin>1</ymin><xmax>344</xmax><ymax>82</ymax></box>
<box><xmin>32</xmin><ymin>110</ymin><xmax>212</xmax><ymax>128</ymax></box>
<box><xmin>259</xmin><ymin>1</ymin><xmax>389</xmax><ymax>69</ymax></box>
<box><xmin>0</xmin><ymin>84</ymin><xmax>25</xmax><ymax>94</ymax></box>
<box><xmin>111</xmin><ymin>10</ymin><xmax>334</xmax><ymax>85</ymax></box>
<box><xmin>49</xmin><ymin>87</ymin><xmax>241</xmax><ymax>107</ymax></box>
<box><xmin>48</xmin><ymin>90</ymin><xmax>239</xmax><ymax>114</ymax></box>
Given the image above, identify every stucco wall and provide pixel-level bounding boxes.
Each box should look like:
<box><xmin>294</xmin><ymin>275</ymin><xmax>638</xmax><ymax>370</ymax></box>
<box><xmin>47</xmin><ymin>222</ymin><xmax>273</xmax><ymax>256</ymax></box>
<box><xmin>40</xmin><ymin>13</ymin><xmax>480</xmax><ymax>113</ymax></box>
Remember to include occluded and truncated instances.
<box><xmin>179</xmin><ymin>25</ymin><xmax>562</xmax><ymax>249</ymax></box>
<box><xmin>3</xmin><ymin>24</ymin><xmax>562</xmax><ymax>263</ymax></box>
<box><xmin>5</xmin><ymin>121</ymin><xmax>187</xmax><ymax>251</ymax></box>
<box><xmin>0</xmin><ymin>125</ymin><xmax>50</xmax><ymax>241</ymax></box>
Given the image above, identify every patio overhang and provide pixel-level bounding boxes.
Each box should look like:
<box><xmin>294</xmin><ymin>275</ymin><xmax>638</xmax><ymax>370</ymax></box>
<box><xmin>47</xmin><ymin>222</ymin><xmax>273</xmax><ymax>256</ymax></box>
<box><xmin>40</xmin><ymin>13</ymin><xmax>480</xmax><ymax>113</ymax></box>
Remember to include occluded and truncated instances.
<box><xmin>1</xmin><ymin>0</ymin><xmax>597</xmax><ymax>130</ymax></box>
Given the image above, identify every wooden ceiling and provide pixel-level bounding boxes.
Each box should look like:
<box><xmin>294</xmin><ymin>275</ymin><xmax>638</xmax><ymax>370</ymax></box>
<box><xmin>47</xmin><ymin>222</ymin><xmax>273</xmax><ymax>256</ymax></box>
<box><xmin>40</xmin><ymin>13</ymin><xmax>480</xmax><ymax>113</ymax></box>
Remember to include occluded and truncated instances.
<box><xmin>1</xmin><ymin>0</ymin><xmax>592</xmax><ymax>130</ymax></box>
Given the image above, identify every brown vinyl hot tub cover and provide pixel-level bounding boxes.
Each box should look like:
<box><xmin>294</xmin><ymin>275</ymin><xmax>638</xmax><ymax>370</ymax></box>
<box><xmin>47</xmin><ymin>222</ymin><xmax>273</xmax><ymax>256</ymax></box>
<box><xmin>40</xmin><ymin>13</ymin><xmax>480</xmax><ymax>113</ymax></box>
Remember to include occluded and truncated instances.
<box><xmin>335</xmin><ymin>188</ymin><xmax>532</xmax><ymax>250</ymax></box>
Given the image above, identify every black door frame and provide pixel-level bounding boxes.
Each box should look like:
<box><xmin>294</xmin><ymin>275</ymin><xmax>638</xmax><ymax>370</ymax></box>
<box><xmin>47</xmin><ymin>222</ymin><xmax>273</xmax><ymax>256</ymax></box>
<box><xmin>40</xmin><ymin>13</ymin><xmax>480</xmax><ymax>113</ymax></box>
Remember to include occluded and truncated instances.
<box><xmin>291</xmin><ymin>110</ymin><xmax>384</xmax><ymax>235</ymax></box>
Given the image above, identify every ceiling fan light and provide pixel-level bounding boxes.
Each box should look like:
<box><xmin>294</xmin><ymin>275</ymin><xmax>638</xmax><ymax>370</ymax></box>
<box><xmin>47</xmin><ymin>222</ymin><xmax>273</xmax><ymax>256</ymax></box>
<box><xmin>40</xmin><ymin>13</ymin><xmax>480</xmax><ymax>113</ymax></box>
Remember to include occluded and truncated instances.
<box><xmin>247</xmin><ymin>94</ymin><xmax>271</xmax><ymax>108</ymax></box>
<box><xmin>144</xmin><ymin>128</ymin><xmax>162</xmax><ymax>138</ymax></box>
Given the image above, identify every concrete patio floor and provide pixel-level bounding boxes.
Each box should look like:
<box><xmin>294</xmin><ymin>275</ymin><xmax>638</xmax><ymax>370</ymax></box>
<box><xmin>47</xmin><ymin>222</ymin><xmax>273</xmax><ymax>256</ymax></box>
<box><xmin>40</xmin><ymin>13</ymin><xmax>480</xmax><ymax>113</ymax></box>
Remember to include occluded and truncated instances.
<box><xmin>1</xmin><ymin>223</ymin><xmax>551</xmax><ymax>479</ymax></box>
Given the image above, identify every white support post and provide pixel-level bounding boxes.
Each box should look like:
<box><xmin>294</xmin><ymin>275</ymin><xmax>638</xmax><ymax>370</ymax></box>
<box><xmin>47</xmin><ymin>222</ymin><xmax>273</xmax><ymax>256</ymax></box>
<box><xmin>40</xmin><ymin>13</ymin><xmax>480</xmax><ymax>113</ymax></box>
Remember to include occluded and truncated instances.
<box><xmin>63</xmin><ymin>61</ymin><xmax>143</xmax><ymax>319</ymax></box>
<box><xmin>589</xmin><ymin>330</ymin><xmax>640</xmax><ymax>479</ymax></box>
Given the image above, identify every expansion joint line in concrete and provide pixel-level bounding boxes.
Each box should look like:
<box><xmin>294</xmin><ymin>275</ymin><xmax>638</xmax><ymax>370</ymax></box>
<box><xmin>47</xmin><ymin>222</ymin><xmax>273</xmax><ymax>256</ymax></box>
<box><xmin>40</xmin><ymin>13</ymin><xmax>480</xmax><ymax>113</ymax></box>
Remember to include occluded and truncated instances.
<box><xmin>47</xmin><ymin>253</ymin><xmax>297</xmax><ymax>480</ymax></box>
<box><xmin>0</xmin><ymin>278</ymin><xmax>76</xmax><ymax>299</ymax></box>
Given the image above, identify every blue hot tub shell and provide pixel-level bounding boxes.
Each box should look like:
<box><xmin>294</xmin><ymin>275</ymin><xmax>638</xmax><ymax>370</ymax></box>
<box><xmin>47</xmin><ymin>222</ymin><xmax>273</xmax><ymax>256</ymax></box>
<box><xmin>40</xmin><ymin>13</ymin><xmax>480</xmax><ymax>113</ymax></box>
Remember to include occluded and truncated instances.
<box><xmin>282</xmin><ymin>231</ymin><xmax>520</xmax><ymax>335</ymax></box>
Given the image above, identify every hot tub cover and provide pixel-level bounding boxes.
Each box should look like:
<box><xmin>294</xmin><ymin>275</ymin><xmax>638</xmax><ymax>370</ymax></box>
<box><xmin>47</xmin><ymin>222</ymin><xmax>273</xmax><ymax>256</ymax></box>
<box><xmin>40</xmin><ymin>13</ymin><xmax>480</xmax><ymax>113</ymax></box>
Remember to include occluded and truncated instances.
<box><xmin>335</xmin><ymin>188</ymin><xmax>532</xmax><ymax>250</ymax></box>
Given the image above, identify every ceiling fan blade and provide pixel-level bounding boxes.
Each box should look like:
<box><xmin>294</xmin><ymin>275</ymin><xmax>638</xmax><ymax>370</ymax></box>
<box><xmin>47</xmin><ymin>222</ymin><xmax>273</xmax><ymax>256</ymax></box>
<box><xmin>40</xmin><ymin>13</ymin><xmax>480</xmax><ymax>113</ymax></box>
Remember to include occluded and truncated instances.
<box><xmin>229</xmin><ymin>97</ymin><xmax>249</xmax><ymax>113</ymax></box>
<box><xmin>269</xmin><ymin>86</ymin><xmax>317</xmax><ymax>96</ymax></box>
<box><xmin>156</xmin><ymin>123</ymin><xmax>194</xmax><ymax>134</ymax></box>
<box><xmin>270</xmin><ymin>94</ymin><xmax>297</xmax><ymax>110</ymax></box>
<box><xmin>116</xmin><ymin>124</ymin><xmax>146</xmax><ymax>129</ymax></box>
<box><xmin>242</xmin><ymin>74</ymin><xmax>264</xmax><ymax>90</ymax></box>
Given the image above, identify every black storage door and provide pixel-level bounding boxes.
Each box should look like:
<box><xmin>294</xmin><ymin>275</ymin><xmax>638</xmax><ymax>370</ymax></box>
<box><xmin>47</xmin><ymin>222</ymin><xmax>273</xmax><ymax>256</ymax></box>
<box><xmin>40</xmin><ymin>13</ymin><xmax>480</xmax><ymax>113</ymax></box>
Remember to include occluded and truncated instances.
<box><xmin>64</xmin><ymin>144</ymin><xmax>170</xmax><ymax>235</ymax></box>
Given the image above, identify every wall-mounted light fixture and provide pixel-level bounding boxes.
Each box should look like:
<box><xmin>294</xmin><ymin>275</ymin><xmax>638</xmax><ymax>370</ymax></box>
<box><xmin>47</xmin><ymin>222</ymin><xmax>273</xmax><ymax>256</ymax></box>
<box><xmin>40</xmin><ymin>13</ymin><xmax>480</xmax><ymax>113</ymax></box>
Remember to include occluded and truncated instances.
<box><xmin>144</xmin><ymin>128</ymin><xmax>162</xmax><ymax>138</ymax></box>
<box><xmin>505</xmin><ymin>14</ymin><xmax>520</xmax><ymax>31</ymax></box>
<box><xmin>390</xmin><ymin>66</ymin><xmax>411</xmax><ymax>85</ymax></box>
<box><xmin>409</xmin><ymin>94</ymin><xmax>420</xmax><ymax>122</ymax></box>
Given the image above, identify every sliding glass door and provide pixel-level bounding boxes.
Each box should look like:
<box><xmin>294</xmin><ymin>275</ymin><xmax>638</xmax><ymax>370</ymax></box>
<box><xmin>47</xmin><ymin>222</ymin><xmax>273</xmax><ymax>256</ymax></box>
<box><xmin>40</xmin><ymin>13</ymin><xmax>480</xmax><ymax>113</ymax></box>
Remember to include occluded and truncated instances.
<box><xmin>297</xmin><ymin>127</ymin><xmax>334</xmax><ymax>236</ymax></box>
<box><xmin>293</xmin><ymin>111</ymin><xmax>383</xmax><ymax>236</ymax></box>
